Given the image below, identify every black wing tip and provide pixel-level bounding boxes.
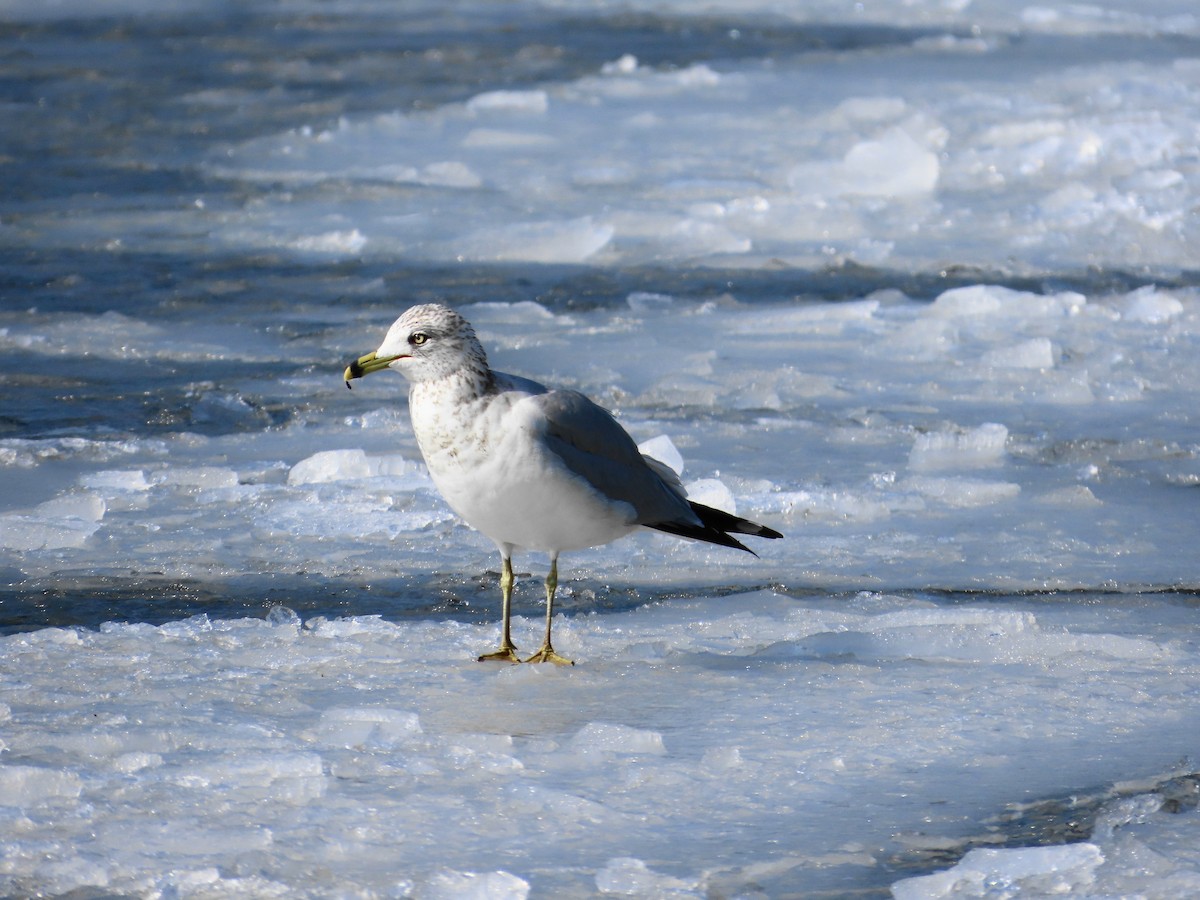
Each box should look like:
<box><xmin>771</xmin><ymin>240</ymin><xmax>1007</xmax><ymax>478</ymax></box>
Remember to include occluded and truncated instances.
<box><xmin>647</xmin><ymin>521</ymin><xmax>757</xmax><ymax>555</ymax></box>
<box><xmin>646</xmin><ymin>501</ymin><xmax>782</xmax><ymax>555</ymax></box>
<box><xmin>690</xmin><ymin>502</ymin><xmax>783</xmax><ymax>540</ymax></box>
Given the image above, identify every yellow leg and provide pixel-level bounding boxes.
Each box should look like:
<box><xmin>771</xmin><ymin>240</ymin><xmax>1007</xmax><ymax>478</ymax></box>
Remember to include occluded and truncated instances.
<box><xmin>478</xmin><ymin>556</ymin><xmax>520</xmax><ymax>663</ymax></box>
<box><xmin>523</xmin><ymin>556</ymin><xmax>574</xmax><ymax>666</ymax></box>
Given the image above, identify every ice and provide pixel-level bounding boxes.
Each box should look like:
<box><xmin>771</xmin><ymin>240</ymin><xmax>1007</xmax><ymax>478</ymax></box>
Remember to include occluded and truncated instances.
<box><xmin>893</xmin><ymin>793</ymin><xmax>1200</xmax><ymax>897</ymax></box>
<box><xmin>174</xmin><ymin>4</ymin><xmax>1197</xmax><ymax>271</ymax></box>
<box><xmin>637</xmin><ymin>434</ymin><xmax>684</xmax><ymax>475</ymax></box>
<box><xmin>979</xmin><ymin>336</ymin><xmax>1055</xmax><ymax>369</ymax></box>
<box><xmin>177</xmin><ymin>752</ymin><xmax>326</xmax><ymax>804</ymax></box>
<box><xmin>290</xmin><ymin>227</ymin><xmax>368</xmax><ymax>256</ymax></box>
<box><xmin>595</xmin><ymin>857</ymin><xmax>698</xmax><ymax>896</ymax></box>
<box><xmin>420</xmin><ymin>869</ymin><xmax>530</xmax><ymax>900</ymax></box>
<box><xmin>570</xmin><ymin>722</ymin><xmax>667</xmax><ymax>756</ymax></box>
<box><xmin>287</xmin><ymin>449</ymin><xmax>407</xmax><ymax>485</ymax></box>
<box><xmin>156</xmin><ymin>466</ymin><xmax>239</xmax><ymax>489</ymax></box>
<box><xmin>1120</xmin><ymin>285</ymin><xmax>1185</xmax><ymax>323</ymax></box>
<box><xmin>314</xmin><ymin>708</ymin><xmax>423</xmax><ymax>748</ymax></box>
<box><xmin>891</xmin><ymin>842</ymin><xmax>1105</xmax><ymax>899</ymax></box>
<box><xmin>684</xmin><ymin>478</ymin><xmax>737</xmax><ymax>514</ymax></box>
<box><xmin>909</xmin><ymin>423</ymin><xmax>1009</xmax><ymax>470</ymax></box>
<box><xmin>456</xmin><ymin>216</ymin><xmax>614</xmax><ymax>264</ymax></box>
<box><xmin>80</xmin><ymin>469</ymin><xmax>150</xmax><ymax>491</ymax></box>
<box><xmin>2</xmin><ymin>2</ymin><xmax>1200</xmax><ymax>897</ymax></box>
<box><xmin>2</xmin><ymin>596</ymin><xmax>1199</xmax><ymax>896</ymax></box>
<box><xmin>0</xmin><ymin>493</ymin><xmax>106</xmax><ymax>551</ymax></box>
<box><xmin>0</xmin><ymin>765</ymin><xmax>83</xmax><ymax>806</ymax></box>
<box><xmin>791</xmin><ymin>127</ymin><xmax>942</xmax><ymax>198</ymax></box>
<box><xmin>465</xmin><ymin>89</ymin><xmax>549</xmax><ymax>115</ymax></box>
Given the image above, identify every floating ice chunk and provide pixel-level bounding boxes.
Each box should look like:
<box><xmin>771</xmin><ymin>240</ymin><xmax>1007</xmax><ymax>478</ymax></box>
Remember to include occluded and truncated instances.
<box><xmin>466</xmin><ymin>89</ymin><xmax>548</xmax><ymax>115</ymax></box>
<box><xmin>81</xmin><ymin>469</ymin><xmax>150</xmax><ymax>491</ymax></box>
<box><xmin>789</xmin><ymin>127</ymin><xmax>938</xmax><ymax>198</ymax></box>
<box><xmin>135</xmin><ymin>819</ymin><xmax>274</xmax><ymax>856</ymax></box>
<box><xmin>906</xmin><ymin>475</ymin><xmax>1020</xmax><ymax>507</ymax></box>
<box><xmin>315</xmin><ymin>708</ymin><xmax>422</xmax><ymax>748</ymax></box>
<box><xmin>928</xmin><ymin>284</ymin><xmax>1006</xmax><ymax>317</ymax></box>
<box><xmin>345</xmin><ymin>406</ymin><xmax>408</xmax><ymax>429</ymax></box>
<box><xmin>812</xmin><ymin>609</ymin><xmax>1154</xmax><ymax>669</ymax></box>
<box><xmin>288</xmin><ymin>449</ymin><xmax>372</xmax><ymax>483</ymax></box>
<box><xmin>980</xmin><ymin>337</ymin><xmax>1055</xmax><ymax>369</ymax></box>
<box><xmin>419</xmin><ymin>869</ymin><xmax>530</xmax><ymax>900</ymax></box>
<box><xmin>887</xmin><ymin>317</ymin><xmax>958</xmax><ymax>360</ymax></box>
<box><xmin>595</xmin><ymin>857</ymin><xmax>698</xmax><ymax>895</ymax></box>
<box><xmin>913</xmin><ymin>34</ymin><xmax>992</xmax><ymax>53</ymax></box>
<box><xmin>159</xmin><ymin>614</ymin><xmax>213</xmax><ymax>638</ymax></box>
<box><xmin>34</xmin><ymin>493</ymin><xmax>107</xmax><ymax>522</ymax></box>
<box><xmin>700</xmin><ymin>746</ymin><xmax>743</xmax><ymax>771</ymax></box>
<box><xmin>626</xmin><ymin>291</ymin><xmax>674</xmax><ymax>313</ymax></box>
<box><xmin>602</xmin><ymin>54</ymin><xmax>639</xmax><ymax>76</ymax></box>
<box><xmin>291</xmin><ymin>228</ymin><xmax>367</xmax><ymax>255</ymax></box>
<box><xmin>842</xmin><ymin>128</ymin><xmax>939</xmax><ymax>197</ymax></box>
<box><xmin>112</xmin><ymin>752</ymin><xmax>163</xmax><ymax>774</ymax></box>
<box><xmin>671</xmin><ymin>63</ymin><xmax>721</xmax><ymax>88</ymax></box>
<box><xmin>373</xmin><ymin>455</ymin><xmax>409</xmax><ymax>477</ymax></box>
<box><xmin>458</xmin><ymin>216</ymin><xmax>612</xmax><ymax>264</ymax></box>
<box><xmin>155</xmin><ymin>869</ymin><xmax>291</xmax><ymax>898</ymax></box>
<box><xmin>890</xmin><ymin>842</ymin><xmax>1103</xmax><ymax>899</ymax></box>
<box><xmin>650</xmin><ymin>217</ymin><xmax>750</xmax><ymax>257</ymax></box>
<box><xmin>570</xmin><ymin>722</ymin><xmax>667</xmax><ymax>756</ymax></box>
<box><xmin>775</xmin><ymin>488</ymin><xmax>894</xmax><ymax>523</ymax></box>
<box><xmin>0</xmin><ymin>492</ymin><xmax>106</xmax><ymax>551</ymax></box>
<box><xmin>638</xmin><ymin>435</ymin><xmax>684</xmax><ymax>476</ymax></box>
<box><xmin>931</xmin><ymin>285</ymin><xmax>1087</xmax><ymax>320</ymax></box>
<box><xmin>867</xmin><ymin>608</ymin><xmax>1034</xmax><ymax>632</ymax></box>
<box><xmin>460</xmin><ymin>300</ymin><xmax>557</xmax><ymax>325</ymax></box>
<box><xmin>909</xmin><ymin>423</ymin><xmax>1008</xmax><ymax>470</ymax></box>
<box><xmin>287</xmin><ymin>449</ymin><xmax>406</xmax><ymax>484</ymax></box>
<box><xmin>15</xmin><ymin>626</ymin><xmax>83</xmax><ymax>646</ymax></box>
<box><xmin>421</xmin><ymin>160</ymin><xmax>483</xmax><ymax>188</ymax></box>
<box><xmin>1037</xmin><ymin>485</ymin><xmax>1102</xmax><ymax>508</ymax></box>
<box><xmin>461</xmin><ymin>128</ymin><xmax>556</xmax><ymax>149</ymax></box>
<box><xmin>177</xmin><ymin>752</ymin><xmax>326</xmax><ymax>804</ymax></box>
<box><xmin>157</xmin><ymin>466</ymin><xmax>239</xmax><ymax>488</ymax></box>
<box><xmin>685</xmin><ymin>478</ymin><xmax>736</xmax><ymax>515</ymax></box>
<box><xmin>1120</xmin><ymin>286</ymin><xmax>1184</xmax><ymax>323</ymax></box>
<box><xmin>306</xmin><ymin>615</ymin><xmax>399</xmax><ymax>639</ymax></box>
<box><xmin>266</xmin><ymin>605</ymin><xmax>302</xmax><ymax>629</ymax></box>
<box><xmin>0</xmin><ymin>765</ymin><xmax>83</xmax><ymax>807</ymax></box>
<box><xmin>729</xmin><ymin>298</ymin><xmax>880</xmax><ymax>335</ymax></box>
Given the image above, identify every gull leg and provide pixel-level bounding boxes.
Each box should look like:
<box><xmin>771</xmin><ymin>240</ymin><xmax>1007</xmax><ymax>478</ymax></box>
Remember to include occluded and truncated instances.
<box><xmin>524</xmin><ymin>555</ymin><xmax>574</xmax><ymax>666</ymax></box>
<box><xmin>478</xmin><ymin>555</ymin><xmax>520</xmax><ymax>663</ymax></box>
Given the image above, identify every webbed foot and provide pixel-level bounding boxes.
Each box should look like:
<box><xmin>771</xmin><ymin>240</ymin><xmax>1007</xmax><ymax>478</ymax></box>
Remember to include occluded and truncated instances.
<box><xmin>523</xmin><ymin>646</ymin><xmax>574</xmax><ymax>666</ymax></box>
<box><xmin>478</xmin><ymin>645</ymin><xmax>521</xmax><ymax>663</ymax></box>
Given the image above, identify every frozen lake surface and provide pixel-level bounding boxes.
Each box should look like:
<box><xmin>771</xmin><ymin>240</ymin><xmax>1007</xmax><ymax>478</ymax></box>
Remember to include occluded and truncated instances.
<box><xmin>1</xmin><ymin>1</ymin><xmax>1199</xmax><ymax>897</ymax></box>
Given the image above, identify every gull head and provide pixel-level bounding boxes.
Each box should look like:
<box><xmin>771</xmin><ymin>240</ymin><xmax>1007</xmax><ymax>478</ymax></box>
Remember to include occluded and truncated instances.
<box><xmin>344</xmin><ymin>303</ymin><xmax>489</xmax><ymax>386</ymax></box>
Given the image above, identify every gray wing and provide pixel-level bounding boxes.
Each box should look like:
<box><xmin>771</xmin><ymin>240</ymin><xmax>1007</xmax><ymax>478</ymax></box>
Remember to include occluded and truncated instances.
<box><xmin>525</xmin><ymin>387</ymin><xmax>783</xmax><ymax>553</ymax></box>
<box><xmin>532</xmin><ymin>390</ymin><xmax>702</xmax><ymax>528</ymax></box>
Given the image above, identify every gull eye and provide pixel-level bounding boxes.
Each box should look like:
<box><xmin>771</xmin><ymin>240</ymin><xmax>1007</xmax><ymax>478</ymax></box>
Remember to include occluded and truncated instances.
<box><xmin>409</xmin><ymin>332</ymin><xmax>429</xmax><ymax>346</ymax></box>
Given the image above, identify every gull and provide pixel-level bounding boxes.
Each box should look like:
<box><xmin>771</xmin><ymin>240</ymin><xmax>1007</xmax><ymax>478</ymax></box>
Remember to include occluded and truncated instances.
<box><xmin>343</xmin><ymin>304</ymin><xmax>782</xmax><ymax>665</ymax></box>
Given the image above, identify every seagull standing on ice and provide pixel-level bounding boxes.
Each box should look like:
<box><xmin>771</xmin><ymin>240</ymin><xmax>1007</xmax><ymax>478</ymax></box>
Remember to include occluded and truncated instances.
<box><xmin>344</xmin><ymin>303</ymin><xmax>781</xmax><ymax>665</ymax></box>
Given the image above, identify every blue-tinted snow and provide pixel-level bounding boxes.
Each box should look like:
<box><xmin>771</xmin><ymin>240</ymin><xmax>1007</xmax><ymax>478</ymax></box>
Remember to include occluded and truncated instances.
<box><xmin>1</xmin><ymin>1</ymin><xmax>1199</xmax><ymax>897</ymax></box>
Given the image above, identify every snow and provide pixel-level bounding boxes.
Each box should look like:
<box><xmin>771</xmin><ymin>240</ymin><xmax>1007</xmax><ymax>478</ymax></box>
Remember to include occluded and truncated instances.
<box><xmin>3</xmin><ymin>597</ymin><xmax>1200</xmax><ymax>896</ymax></box>
<box><xmin>1</xmin><ymin>0</ymin><xmax>1199</xmax><ymax>896</ymax></box>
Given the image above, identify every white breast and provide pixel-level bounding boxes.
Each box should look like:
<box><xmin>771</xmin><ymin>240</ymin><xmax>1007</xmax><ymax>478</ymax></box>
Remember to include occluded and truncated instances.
<box><xmin>411</xmin><ymin>384</ymin><xmax>638</xmax><ymax>554</ymax></box>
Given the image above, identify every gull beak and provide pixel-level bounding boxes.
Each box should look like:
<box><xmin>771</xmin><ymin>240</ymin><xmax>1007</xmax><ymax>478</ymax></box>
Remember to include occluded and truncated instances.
<box><xmin>343</xmin><ymin>351</ymin><xmax>403</xmax><ymax>389</ymax></box>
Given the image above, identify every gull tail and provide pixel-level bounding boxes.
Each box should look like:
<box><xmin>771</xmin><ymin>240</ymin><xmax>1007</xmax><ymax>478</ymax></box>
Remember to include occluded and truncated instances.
<box><xmin>648</xmin><ymin>502</ymin><xmax>783</xmax><ymax>556</ymax></box>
